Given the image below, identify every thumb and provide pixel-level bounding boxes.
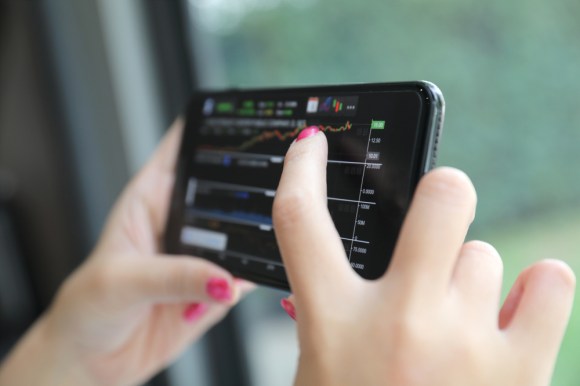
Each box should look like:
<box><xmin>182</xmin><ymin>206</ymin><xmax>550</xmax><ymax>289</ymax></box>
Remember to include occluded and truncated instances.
<box><xmin>101</xmin><ymin>255</ymin><xmax>240</xmax><ymax>306</ymax></box>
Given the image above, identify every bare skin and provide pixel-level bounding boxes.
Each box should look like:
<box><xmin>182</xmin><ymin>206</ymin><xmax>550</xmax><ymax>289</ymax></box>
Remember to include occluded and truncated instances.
<box><xmin>273</xmin><ymin>130</ymin><xmax>575</xmax><ymax>386</ymax></box>
<box><xmin>0</xmin><ymin>120</ymin><xmax>253</xmax><ymax>386</ymax></box>
<box><xmin>0</xmin><ymin>123</ymin><xmax>574</xmax><ymax>386</ymax></box>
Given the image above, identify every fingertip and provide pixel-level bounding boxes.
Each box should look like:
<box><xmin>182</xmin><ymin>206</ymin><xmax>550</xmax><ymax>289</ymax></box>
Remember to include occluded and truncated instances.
<box><xmin>460</xmin><ymin>240</ymin><xmax>501</xmax><ymax>259</ymax></box>
<box><xmin>537</xmin><ymin>259</ymin><xmax>576</xmax><ymax>289</ymax></box>
<box><xmin>502</xmin><ymin>258</ymin><xmax>575</xmax><ymax>334</ymax></box>
<box><xmin>419</xmin><ymin>167</ymin><xmax>477</xmax><ymax>214</ymax></box>
<box><xmin>281</xmin><ymin>297</ymin><xmax>296</xmax><ymax>321</ymax></box>
<box><xmin>296</xmin><ymin>126</ymin><xmax>320</xmax><ymax>142</ymax></box>
<box><xmin>519</xmin><ymin>259</ymin><xmax>576</xmax><ymax>299</ymax></box>
<box><xmin>151</xmin><ymin>117</ymin><xmax>185</xmax><ymax>173</ymax></box>
<box><xmin>206</xmin><ymin>277</ymin><xmax>236</xmax><ymax>303</ymax></box>
<box><xmin>183</xmin><ymin>303</ymin><xmax>208</xmax><ymax>323</ymax></box>
<box><xmin>219</xmin><ymin>278</ymin><xmax>255</xmax><ymax>305</ymax></box>
<box><xmin>234</xmin><ymin>278</ymin><xmax>257</xmax><ymax>296</ymax></box>
<box><xmin>499</xmin><ymin>259</ymin><xmax>576</xmax><ymax>376</ymax></box>
<box><xmin>284</xmin><ymin>129</ymin><xmax>327</xmax><ymax>164</ymax></box>
<box><xmin>137</xmin><ymin>255</ymin><xmax>238</xmax><ymax>305</ymax></box>
<box><xmin>171</xmin><ymin>115</ymin><xmax>185</xmax><ymax>130</ymax></box>
<box><xmin>427</xmin><ymin>166</ymin><xmax>473</xmax><ymax>184</ymax></box>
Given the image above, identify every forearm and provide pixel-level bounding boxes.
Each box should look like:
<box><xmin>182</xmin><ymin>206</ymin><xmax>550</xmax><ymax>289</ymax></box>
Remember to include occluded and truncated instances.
<box><xmin>0</xmin><ymin>317</ymin><xmax>98</xmax><ymax>386</ymax></box>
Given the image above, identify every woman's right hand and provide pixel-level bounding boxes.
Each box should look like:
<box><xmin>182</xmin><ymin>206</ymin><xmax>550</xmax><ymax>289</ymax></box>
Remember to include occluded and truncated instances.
<box><xmin>273</xmin><ymin>128</ymin><xmax>575</xmax><ymax>386</ymax></box>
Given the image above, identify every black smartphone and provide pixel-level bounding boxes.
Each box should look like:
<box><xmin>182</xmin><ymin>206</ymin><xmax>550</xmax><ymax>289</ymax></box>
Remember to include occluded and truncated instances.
<box><xmin>164</xmin><ymin>82</ymin><xmax>444</xmax><ymax>290</ymax></box>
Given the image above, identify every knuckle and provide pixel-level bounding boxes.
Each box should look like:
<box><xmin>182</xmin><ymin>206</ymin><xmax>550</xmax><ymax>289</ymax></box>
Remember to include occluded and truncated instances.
<box><xmin>165</xmin><ymin>262</ymin><xmax>198</xmax><ymax>298</ymax></box>
<box><xmin>446</xmin><ymin>331</ymin><xmax>492</xmax><ymax>380</ymax></box>
<box><xmin>387</xmin><ymin>313</ymin><xmax>429</xmax><ymax>354</ymax></box>
<box><xmin>386</xmin><ymin>319</ymin><xmax>432</xmax><ymax>383</ymax></box>
<box><xmin>387</xmin><ymin>319</ymin><xmax>492</xmax><ymax>384</ymax></box>
<box><xmin>73</xmin><ymin>260</ymin><xmax>121</xmax><ymax>304</ymax></box>
<box><xmin>390</xmin><ymin>316</ymin><xmax>426</xmax><ymax>352</ymax></box>
<box><xmin>86</xmin><ymin>262</ymin><xmax>116</xmax><ymax>295</ymax></box>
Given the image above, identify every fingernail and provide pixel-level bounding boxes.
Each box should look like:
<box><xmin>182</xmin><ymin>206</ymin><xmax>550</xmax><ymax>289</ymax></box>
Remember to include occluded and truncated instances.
<box><xmin>297</xmin><ymin>126</ymin><xmax>320</xmax><ymax>142</ymax></box>
<box><xmin>207</xmin><ymin>278</ymin><xmax>232</xmax><ymax>302</ymax></box>
<box><xmin>183</xmin><ymin>303</ymin><xmax>208</xmax><ymax>323</ymax></box>
<box><xmin>280</xmin><ymin>298</ymin><xmax>296</xmax><ymax>321</ymax></box>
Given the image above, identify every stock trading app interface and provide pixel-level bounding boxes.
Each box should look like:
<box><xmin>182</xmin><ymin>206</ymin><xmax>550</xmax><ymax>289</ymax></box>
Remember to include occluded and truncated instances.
<box><xmin>171</xmin><ymin>87</ymin><xmax>428</xmax><ymax>288</ymax></box>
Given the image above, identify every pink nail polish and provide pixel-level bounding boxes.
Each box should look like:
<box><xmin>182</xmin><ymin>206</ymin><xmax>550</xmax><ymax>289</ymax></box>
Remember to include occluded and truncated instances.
<box><xmin>206</xmin><ymin>278</ymin><xmax>232</xmax><ymax>302</ymax></box>
<box><xmin>280</xmin><ymin>298</ymin><xmax>296</xmax><ymax>321</ymax></box>
<box><xmin>183</xmin><ymin>303</ymin><xmax>208</xmax><ymax>323</ymax></box>
<box><xmin>297</xmin><ymin>126</ymin><xmax>320</xmax><ymax>142</ymax></box>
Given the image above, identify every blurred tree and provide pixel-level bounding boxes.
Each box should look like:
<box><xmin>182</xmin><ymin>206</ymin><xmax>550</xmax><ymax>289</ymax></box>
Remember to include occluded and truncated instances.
<box><xmin>205</xmin><ymin>0</ymin><xmax>580</xmax><ymax>229</ymax></box>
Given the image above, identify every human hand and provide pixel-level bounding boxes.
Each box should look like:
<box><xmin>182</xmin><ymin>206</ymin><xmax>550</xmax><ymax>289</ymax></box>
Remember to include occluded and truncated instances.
<box><xmin>273</xmin><ymin>128</ymin><xmax>575</xmax><ymax>386</ymax></box>
<box><xmin>0</xmin><ymin>119</ymin><xmax>254</xmax><ymax>386</ymax></box>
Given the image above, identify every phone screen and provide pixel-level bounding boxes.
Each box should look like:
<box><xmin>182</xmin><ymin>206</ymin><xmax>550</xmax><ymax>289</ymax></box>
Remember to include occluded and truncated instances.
<box><xmin>165</xmin><ymin>82</ymin><xmax>444</xmax><ymax>289</ymax></box>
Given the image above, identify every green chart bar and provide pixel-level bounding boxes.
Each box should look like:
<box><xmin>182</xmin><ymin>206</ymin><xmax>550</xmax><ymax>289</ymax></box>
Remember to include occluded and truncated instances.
<box><xmin>370</xmin><ymin>120</ymin><xmax>385</xmax><ymax>130</ymax></box>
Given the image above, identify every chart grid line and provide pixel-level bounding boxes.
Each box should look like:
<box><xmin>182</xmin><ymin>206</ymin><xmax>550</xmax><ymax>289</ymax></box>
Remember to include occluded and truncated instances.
<box><xmin>348</xmin><ymin>123</ymin><xmax>375</xmax><ymax>261</ymax></box>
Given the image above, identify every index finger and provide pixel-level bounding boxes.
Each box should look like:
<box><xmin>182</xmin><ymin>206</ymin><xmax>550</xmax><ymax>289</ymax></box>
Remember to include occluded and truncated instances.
<box><xmin>273</xmin><ymin>130</ymin><xmax>356</xmax><ymax>303</ymax></box>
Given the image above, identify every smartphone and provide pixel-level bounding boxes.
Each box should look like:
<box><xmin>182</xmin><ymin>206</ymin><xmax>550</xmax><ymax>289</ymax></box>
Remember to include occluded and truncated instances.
<box><xmin>164</xmin><ymin>81</ymin><xmax>444</xmax><ymax>290</ymax></box>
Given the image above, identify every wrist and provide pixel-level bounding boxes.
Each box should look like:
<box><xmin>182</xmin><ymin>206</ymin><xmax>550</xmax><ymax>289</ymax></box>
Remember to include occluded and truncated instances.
<box><xmin>0</xmin><ymin>316</ymin><xmax>100</xmax><ymax>386</ymax></box>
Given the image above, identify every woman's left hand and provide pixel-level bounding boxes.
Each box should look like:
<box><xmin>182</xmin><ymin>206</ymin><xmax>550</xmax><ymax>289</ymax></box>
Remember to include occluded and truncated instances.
<box><xmin>0</xmin><ymin>119</ymin><xmax>254</xmax><ymax>386</ymax></box>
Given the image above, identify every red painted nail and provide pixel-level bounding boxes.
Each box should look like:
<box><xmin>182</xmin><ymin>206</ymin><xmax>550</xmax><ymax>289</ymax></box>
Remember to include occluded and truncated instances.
<box><xmin>297</xmin><ymin>126</ymin><xmax>320</xmax><ymax>142</ymax></box>
<box><xmin>280</xmin><ymin>298</ymin><xmax>296</xmax><ymax>321</ymax></box>
<box><xmin>183</xmin><ymin>303</ymin><xmax>208</xmax><ymax>323</ymax></box>
<box><xmin>207</xmin><ymin>278</ymin><xmax>232</xmax><ymax>302</ymax></box>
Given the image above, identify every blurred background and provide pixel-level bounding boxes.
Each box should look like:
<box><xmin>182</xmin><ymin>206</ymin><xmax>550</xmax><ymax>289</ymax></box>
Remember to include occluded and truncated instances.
<box><xmin>0</xmin><ymin>0</ymin><xmax>579</xmax><ymax>385</ymax></box>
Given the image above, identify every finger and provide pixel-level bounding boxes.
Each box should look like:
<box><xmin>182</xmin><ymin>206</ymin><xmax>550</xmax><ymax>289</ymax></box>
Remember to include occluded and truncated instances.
<box><xmin>501</xmin><ymin>261</ymin><xmax>575</xmax><ymax>365</ymax></box>
<box><xmin>104</xmin><ymin>255</ymin><xmax>241</xmax><ymax>306</ymax></box>
<box><xmin>273</xmin><ymin>129</ymin><xmax>355</xmax><ymax>302</ymax></box>
<box><xmin>182</xmin><ymin>279</ymin><xmax>256</xmax><ymax>324</ymax></box>
<box><xmin>451</xmin><ymin>241</ymin><xmax>503</xmax><ymax>324</ymax></box>
<box><xmin>143</xmin><ymin>302</ymin><xmax>232</xmax><ymax>375</ymax></box>
<box><xmin>103</xmin><ymin>118</ymin><xmax>184</xmax><ymax>244</ymax></box>
<box><xmin>387</xmin><ymin>167</ymin><xmax>477</xmax><ymax>297</ymax></box>
<box><xmin>143</xmin><ymin>117</ymin><xmax>184</xmax><ymax>175</ymax></box>
<box><xmin>139</xmin><ymin>118</ymin><xmax>184</xmax><ymax>232</ymax></box>
<box><xmin>182</xmin><ymin>279</ymin><xmax>256</xmax><ymax>323</ymax></box>
<box><xmin>181</xmin><ymin>303</ymin><xmax>230</xmax><ymax>328</ymax></box>
<box><xmin>234</xmin><ymin>278</ymin><xmax>257</xmax><ymax>296</ymax></box>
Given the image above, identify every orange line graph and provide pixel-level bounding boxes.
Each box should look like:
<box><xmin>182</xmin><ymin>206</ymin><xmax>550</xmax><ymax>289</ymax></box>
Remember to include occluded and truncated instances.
<box><xmin>201</xmin><ymin>121</ymin><xmax>353</xmax><ymax>152</ymax></box>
